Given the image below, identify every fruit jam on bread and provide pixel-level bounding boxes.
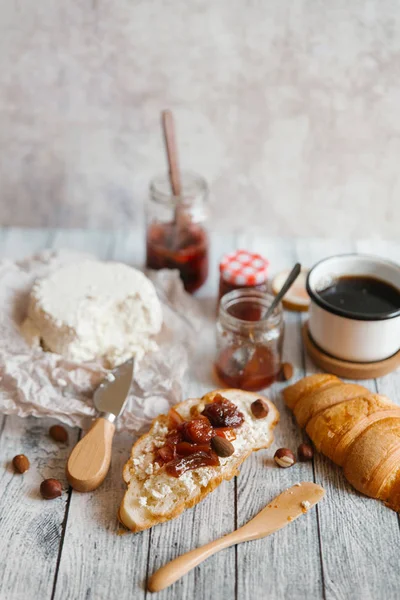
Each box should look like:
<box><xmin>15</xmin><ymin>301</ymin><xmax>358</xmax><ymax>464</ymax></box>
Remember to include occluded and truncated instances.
<box><xmin>119</xmin><ymin>389</ymin><xmax>279</xmax><ymax>532</ymax></box>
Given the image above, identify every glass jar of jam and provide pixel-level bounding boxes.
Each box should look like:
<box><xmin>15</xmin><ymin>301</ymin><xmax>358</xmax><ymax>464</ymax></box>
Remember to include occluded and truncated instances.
<box><xmin>218</xmin><ymin>250</ymin><xmax>269</xmax><ymax>303</ymax></box>
<box><xmin>215</xmin><ymin>289</ymin><xmax>284</xmax><ymax>391</ymax></box>
<box><xmin>146</xmin><ymin>171</ymin><xmax>209</xmax><ymax>293</ymax></box>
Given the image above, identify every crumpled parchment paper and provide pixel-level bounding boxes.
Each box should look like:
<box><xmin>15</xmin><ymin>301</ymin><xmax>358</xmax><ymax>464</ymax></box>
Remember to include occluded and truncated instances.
<box><xmin>0</xmin><ymin>250</ymin><xmax>202</xmax><ymax>434</ymax></box>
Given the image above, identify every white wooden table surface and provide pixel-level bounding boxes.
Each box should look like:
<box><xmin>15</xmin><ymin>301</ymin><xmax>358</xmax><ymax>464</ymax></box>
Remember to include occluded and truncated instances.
<box><xmin>0</xmin><ymin>228</ymin><xmax>399</xmax><ymax>600</ymax></box>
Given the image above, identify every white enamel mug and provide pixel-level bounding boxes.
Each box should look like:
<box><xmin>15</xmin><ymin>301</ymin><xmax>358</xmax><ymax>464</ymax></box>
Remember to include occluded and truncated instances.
<box><xmin>306</xmin><ymin>254</ymin><xmax>400</xmax><ymax>363</ymax></box>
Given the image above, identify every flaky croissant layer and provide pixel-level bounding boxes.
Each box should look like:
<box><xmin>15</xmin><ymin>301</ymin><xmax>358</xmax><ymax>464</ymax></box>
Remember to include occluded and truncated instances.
<box><xmin>283</xmin><ymin>374</ymin><xmax>400</xmax><ymax>512</ymax></box>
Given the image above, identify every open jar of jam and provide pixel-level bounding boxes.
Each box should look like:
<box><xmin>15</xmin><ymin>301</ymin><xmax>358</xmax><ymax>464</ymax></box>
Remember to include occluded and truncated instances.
<box><xmin>146</xmin><ymin>172</ymin><xmax>209</xmax><ymax>293</ymax></box>
<box><xmin>218</xmin><ymin>250</ymin><xmax>269</xmax><ymax>304</ymax></box>
<box><xmin>215</xmin><ymin>289</ymin><xmax>284</xmax><ymax>391</ymax></box>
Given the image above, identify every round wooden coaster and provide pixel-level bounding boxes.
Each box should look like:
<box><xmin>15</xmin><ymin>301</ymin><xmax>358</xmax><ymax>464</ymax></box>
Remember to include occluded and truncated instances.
<box><xmin>302</xmin><ymin>322</ymin><xmax>400</xmax><ymax>380</ymax></box>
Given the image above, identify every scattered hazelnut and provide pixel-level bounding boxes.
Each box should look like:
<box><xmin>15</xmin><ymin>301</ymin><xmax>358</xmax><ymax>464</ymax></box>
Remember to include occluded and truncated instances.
<box><xmin>281</xmin><ymin>362</ymin><xmax>294</xmax><ymax>381</ymax></box>
<box><xmin>49</xmin><ymin>424</ymin><xmax>69</xmax><ymax>443</ymax></box>
<box><xmin>40</xmin><ymin>478</ymin><xmax>62</xmax><ymax>500</ymax></box>
<box><xmin>211</xmin><ymin>436</ymin><xmax>235</xmax><ymax>457</ymax></box>
<box><xmin>12</xmin><ymin>454</ymin><xmax>30</xmax><ymax>474</ymax></box>
<box><xmin>274</xmin><ymin>448</ymin><xmax>296</xmax><ymax>468</ymax></box>
<box><xmin>298</xmin><ymin>443</ymin><xmax>313</xmax><ymax>462</ymax></box>
<box><xmin>250</xmin><ymin>398</ymin><xmax>270</xmax><ymax>419</ymax></box>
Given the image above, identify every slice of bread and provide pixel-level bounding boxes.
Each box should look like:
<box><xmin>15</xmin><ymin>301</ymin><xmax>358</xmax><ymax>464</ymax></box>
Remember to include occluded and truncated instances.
<box><xmin>119</xmin><ymin>389</ymin><xmax>279</xmax><ymax>532</ymax></box>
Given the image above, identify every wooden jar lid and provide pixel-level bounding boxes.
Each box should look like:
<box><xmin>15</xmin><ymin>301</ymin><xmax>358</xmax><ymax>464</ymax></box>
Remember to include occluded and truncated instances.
<box><xmin>302</xmin><ymin>321</ymin><xmax>400</xmax><ymax>380</ymax></box>
<box><xmin>272</xmin><ymin>269</ymin><xmax>310</xmax><ymax>312</ymax></box>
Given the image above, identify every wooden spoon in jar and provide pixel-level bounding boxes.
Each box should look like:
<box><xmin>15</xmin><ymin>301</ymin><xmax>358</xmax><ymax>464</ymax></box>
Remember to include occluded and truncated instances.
<box><xmin>148</xmin><ymin>482</ymin><xmax>325</xmax><ymax>593</ymax></box>
<box><xmin>161</xmin><ymin>109</ymin><xmax>191</xmax><ymax>250</ymax></box>
<box><xmin>161</xmin><ymin>109</ymin><xmax>181</xmax><ymax>200</ymax></box>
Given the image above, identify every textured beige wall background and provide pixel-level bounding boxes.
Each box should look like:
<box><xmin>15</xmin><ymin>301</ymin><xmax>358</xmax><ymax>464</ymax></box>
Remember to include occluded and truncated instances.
<box><xmin>1</xmin><ymin>1</ymin><xmax>399</xmax><ymax>236</ymax></box>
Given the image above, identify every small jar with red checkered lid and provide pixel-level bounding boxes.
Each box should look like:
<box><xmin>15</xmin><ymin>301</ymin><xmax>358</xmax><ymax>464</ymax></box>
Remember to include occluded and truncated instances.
<box><xmin>218</xmin><ymin>250</ymin><xmax>269</xmax><ymax>304</ymax></box>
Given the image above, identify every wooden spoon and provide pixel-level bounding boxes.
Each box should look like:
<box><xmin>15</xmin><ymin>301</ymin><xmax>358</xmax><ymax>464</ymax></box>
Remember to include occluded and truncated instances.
<box><xmin>161</xmin><ymin>109</ymin><xmax>181</xmax><ymax>199</ymax></box>
<box><xmin>161</xmin><ymin>110</ymin><xmax>190</xmax><ymax>251</ymax></box>
<box><xmin>148</xmin><ymin>481</ymin><xmax>325</xmax><ymax>592</ymax></box>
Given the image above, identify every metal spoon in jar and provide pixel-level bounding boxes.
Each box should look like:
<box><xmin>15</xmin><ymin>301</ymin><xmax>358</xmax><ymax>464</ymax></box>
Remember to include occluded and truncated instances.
<box><xmin>229</xmin><ymin>262</ymin><xmax>302</xmax><ymax>372</ymax></box>
<box><xmin>264</xmin><ymin>262</ymin><xmax>302</xmax><ymax>319</ymax></box>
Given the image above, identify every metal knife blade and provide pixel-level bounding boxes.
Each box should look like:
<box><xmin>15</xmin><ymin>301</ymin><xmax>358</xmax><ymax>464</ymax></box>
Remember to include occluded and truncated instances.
<box><xmin>93</xmin><ymin>358</ymin><xmax>134</xmax><ymax>419</ymax></box>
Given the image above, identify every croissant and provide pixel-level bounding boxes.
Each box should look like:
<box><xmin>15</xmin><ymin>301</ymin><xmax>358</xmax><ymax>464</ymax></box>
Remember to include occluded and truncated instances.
<box><xmin>283</xmin><ymin>374</ymin><xmax>400</xmax><ymax>512</ymax></box>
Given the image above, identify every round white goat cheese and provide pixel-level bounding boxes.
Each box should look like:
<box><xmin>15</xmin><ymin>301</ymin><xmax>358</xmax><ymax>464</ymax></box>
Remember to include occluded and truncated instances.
<box><xmin>21</xmin><ymin>261</ymin><xmax>163</xmax><ymax>367</ymax></box>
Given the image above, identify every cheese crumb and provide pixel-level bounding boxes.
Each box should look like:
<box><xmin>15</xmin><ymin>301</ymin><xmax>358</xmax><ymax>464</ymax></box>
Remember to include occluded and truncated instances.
<box><xmin>139</xmin><ymin>497</ymin><xmax>147</xmax><ymax>507</ymax></box>
<box><xmin>151</xmin><ymin>485</ymin><xmax>172</xmax><ymax>499</ymax></box>
<box><xmin>301</xmin><ymin>500</ymin><xmax>311</xmax><ymax>511</ymax></box>
<box><xmin>178</xmin><ymin>472</ymin><xmax>197</xmax><ymax>494</ymax></box>
<box><xmin>153</xmin><ymin>439</ymin><xmax>165</xmax><ymax>448</ymax></box>
<box><xmin>106</xmin><ymin>373</ymin><xmax>116</xmax><ymax>382</ymax></box>
<box><xmin>153</xmin><ymin>422</ymin><xmax>168</xmax><ymax>437</ymax></box>
<box><xmin>197</xmin><ymin>470</ymin><xmax>213</xmax><ymax>487</ymax></box>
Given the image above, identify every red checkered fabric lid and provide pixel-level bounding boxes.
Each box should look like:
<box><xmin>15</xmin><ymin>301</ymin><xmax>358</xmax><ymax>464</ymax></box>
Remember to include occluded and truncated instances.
<box><xmin>219</xmin><ymin>250</ymin><xmax>269</xmax><ymax>286</ymax></box>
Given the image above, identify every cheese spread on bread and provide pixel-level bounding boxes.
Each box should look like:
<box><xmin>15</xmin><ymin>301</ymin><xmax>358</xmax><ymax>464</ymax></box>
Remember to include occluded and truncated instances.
<box><xmin>21</xmin><ymin>260</ymin><xmax>163</xmax><ymax>367</ymax></box>
<box><xmin>119</xmin><ymin>389</ymin><xmax>280</xmax><ymax>532</ymax></box>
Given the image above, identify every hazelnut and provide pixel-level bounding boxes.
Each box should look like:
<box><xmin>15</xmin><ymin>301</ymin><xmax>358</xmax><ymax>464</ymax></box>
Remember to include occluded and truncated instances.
<box><xmin>281</xmin><ymin>362</ymin><xmax>294</xmax><ymax>381</ymax></box>
<box><xmin>250</xmin><ymin>399</ymin><xmax>270</xmax><ymax>419</ymax></box>
<box><xmin>211</xmin><ymin>436</ymin><xmax>235</xmax><ymax>457</ymax></box>
<box><xmin>274</xmin><ymin>448</ymin><xmax>296</xmax><ymax>468</ymax></box>
<box><xmin>12</xmin><ymin>454</ymin><xmax>30</xmax><ymax>474</ymax></box>
<box><xmin>49</xmin><ymin>424</ymin><xmax>69</xmax><ymax>443</ymax></box>
<box><xmin>298</xmin><ymin>443</ymin><xmax>313</xmax><ymax>462</ymax></box>
<box><xmin>40</xmin><ymin>478</ymin><xmax>62</xmax><ymax>500</ymax></box>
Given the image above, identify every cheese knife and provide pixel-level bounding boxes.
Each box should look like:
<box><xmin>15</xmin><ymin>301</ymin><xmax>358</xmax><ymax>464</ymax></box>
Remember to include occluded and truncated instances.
<box><xmin>66</xmin><ymin>358</ymin><xmax>134</xmax><ymax>493</ymax></box>
<box><xmin>148</xmin><ymin>482</ymin><xmax>325</xmax><ymax>592</ymax></box>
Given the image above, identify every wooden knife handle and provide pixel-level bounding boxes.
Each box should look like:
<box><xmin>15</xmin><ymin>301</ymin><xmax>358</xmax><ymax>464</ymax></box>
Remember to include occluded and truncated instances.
<box><xmin>148</xmin><ymin>533</ymin><xmax>238</xmax><ymax>593</ymax></box>
<box><xmin>66</xmin><ymin>417</ymin><xmax>115</xmax><ymax>492</ymax></box>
